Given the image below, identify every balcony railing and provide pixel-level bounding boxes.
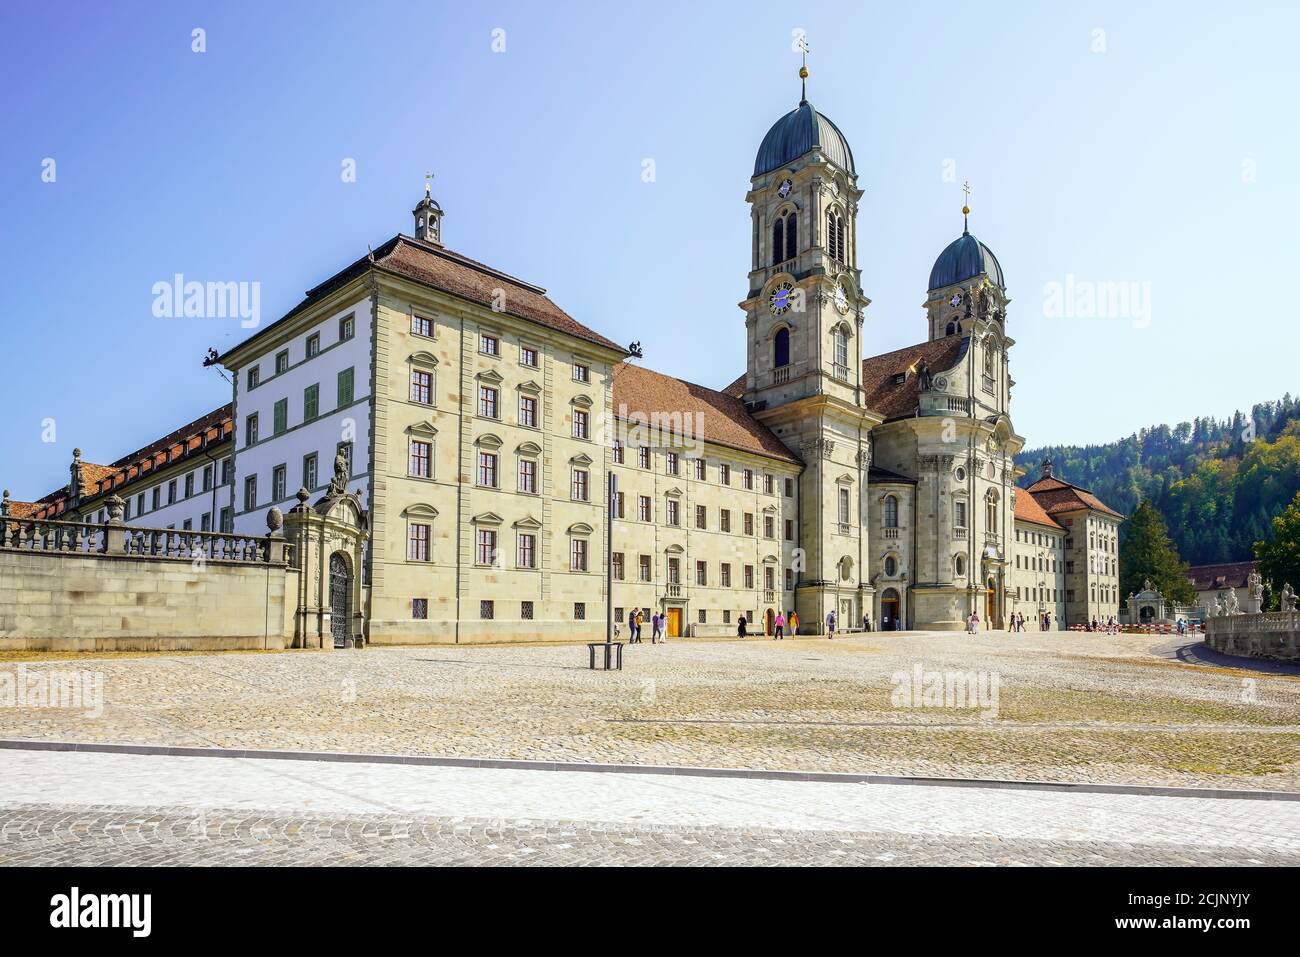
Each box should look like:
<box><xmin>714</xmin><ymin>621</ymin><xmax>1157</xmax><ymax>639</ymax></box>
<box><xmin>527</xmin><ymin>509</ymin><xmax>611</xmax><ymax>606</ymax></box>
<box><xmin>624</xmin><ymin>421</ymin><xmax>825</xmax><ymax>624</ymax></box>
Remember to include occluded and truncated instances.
<box><xmin>772</xmin><ymin>366</ymin><xmax>791</xmax><ymax>385</ymax></box>
<box><xmin>838</xmin><ymin>522</ymin><xmax>851</xmax><ymax>535</ymax></box>
<box><xmin>666</xmin><ymin>583</ymin><xmax>681</xmax><ymax>598</ymax></box>
<box><xmin>763</xmin><ymin>589</ymin><xmax>776</xmax><ymax>603</ymax></box>
<box><xmin>882</xmin><ymin>527</ymin><xmax>900</xmax><ymax>539</ymax></box>
<box><xmin>832</xmin><ymin>362</ymin><xmax>850</xmax><ymax>382</ymax></box>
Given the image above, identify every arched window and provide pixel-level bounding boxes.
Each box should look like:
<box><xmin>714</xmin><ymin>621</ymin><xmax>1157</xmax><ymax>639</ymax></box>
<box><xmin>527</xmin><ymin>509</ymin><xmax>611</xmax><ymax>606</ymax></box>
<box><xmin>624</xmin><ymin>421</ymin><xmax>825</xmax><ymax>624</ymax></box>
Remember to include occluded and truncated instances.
<box><xmin>983</xmin><ymin>344</ymin><xmax>995</xmax><ymax>377</ymax></box>
<box><xmin>833</xmin><ymin>326</ymin><xmax>849</xmax><ymax>369</ymax></box>
<box><xmin>884</xmin><ymin>555</ymin><xmax>897</xmax><ymax>577</ymax></box>
<box><xmin>772</xmin><ymin>219</ymin><xmax>784</xmax><ymax>266</ymax></box>
<box><xmin>826</xmin><ymin>210</ymin><xmax>846</xmax><ymax>262</ymax></box>
<box><xmin>985</xmin><ymin>489</ymin><xmax>998</xmax><ymax>530</ymax></box>
<box><xmin>785</xmin><ymin>212</ymin><xmax>797</xmax><ymax>260</ymax></box>
<box><xmin>883</xmin><ymin>495</ymin><xmax>898</xmax><ymax>528</ymax></box>
<box><xmin>773</xmin><ymin>327</ymin><xmax>790</xmax><ymax>368</ymax></box>
<box><xmin>946</xmin><ymin>320</ymin><xmax>959</xmax><ymax>336</ymax></box>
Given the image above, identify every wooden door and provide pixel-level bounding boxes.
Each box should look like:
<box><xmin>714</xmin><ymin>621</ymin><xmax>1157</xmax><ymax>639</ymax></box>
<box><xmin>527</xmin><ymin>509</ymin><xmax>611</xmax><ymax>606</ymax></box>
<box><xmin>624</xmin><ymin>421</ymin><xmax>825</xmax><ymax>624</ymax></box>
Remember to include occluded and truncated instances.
<box><xmin>666</xmin><ymin>608</ymin><xmax>682</xmax><ymax>637</ymax></box>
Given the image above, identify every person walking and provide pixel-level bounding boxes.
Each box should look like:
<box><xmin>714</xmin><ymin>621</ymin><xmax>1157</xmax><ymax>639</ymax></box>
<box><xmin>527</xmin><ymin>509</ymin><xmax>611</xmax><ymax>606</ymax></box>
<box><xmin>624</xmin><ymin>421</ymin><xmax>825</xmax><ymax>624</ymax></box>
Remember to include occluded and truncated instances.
<box><xmin>628</xmin><ymin>609</ymin><xmax>638</xmax><ymax>644</ymax></box>
<box><xmin>773</xmin><ymin>612</ymin><xmax>785</xmax><ymax>640</ymax></box>
<box><xmin>652</xmin><ymin>613</ymin><xmax>663</xmax><ymax>644</ymax></box>
<box><xmin>863</xmin><ymin>612</ymin><xmax>872</xmax><ymax>633</ymax></box>
<box><xmin>789</xmin><ymin>610</ymin><xmax>800</xmax><ymax>634</ymax></box>
<box><xmin>738</xmin><ymin>614</ymin><xmax>748</xmax><ymax>638</ymax></box>
<box><xmin>825</xmin><ymin>610</ymin><xmax>836</xmax><ymax>639</ymax></box>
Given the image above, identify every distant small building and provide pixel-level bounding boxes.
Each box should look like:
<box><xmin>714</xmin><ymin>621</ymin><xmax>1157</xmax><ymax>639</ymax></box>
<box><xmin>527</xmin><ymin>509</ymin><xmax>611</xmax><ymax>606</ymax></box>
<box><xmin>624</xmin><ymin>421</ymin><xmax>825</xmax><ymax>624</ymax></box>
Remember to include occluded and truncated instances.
<box><xmin>1186</xmin><ymin>561</ymin><xmax>1257</xmax><ymax>616</ymax></box>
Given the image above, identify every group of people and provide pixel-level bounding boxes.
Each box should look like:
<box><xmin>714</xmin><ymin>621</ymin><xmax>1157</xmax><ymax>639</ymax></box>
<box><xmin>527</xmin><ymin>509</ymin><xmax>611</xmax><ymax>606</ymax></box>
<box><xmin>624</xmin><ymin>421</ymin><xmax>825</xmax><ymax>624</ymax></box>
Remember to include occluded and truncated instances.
<box><xmin>1007</xmin><ymin>612</ymin><xmax>1054</xmax><ymax>632</ymax></box>
<box><xmin>1084</xmin><ymin>616</ymin><xmax>1119</xmax><ymax>634</ymax></box>
<box><xmin>625</xmin><ymin>608</ymin><xmax>669</xmax><ymax>644</ymax></box>
<box><xmin>737</xmin><ymin>609</ymin><xmax>849</xmax><ymax>639</ymax></box>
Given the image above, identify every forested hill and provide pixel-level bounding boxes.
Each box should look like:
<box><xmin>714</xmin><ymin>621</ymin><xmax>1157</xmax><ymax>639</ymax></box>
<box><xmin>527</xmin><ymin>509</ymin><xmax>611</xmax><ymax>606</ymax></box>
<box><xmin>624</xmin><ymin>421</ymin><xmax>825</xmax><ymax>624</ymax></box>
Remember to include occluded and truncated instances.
<box><xmin>1015</xmin><ymin>395</ymin><xmax>1300</xmax><ymax>566</ymax></box>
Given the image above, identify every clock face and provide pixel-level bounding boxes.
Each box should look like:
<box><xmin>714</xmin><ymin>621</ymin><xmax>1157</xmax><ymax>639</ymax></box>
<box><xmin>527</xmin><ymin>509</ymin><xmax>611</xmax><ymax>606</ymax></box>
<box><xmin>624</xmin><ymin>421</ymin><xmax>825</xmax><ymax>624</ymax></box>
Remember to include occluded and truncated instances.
<box><xmin>949</xmin><ymin>293</ymin><xmax>962</xmax><ymax>307</ymax></box>
<box><xmin>777</xmin><ymin>178</ymin><xmax>792</xmax><ymax>198</ymax></box>
<box><xmin>834</xmin><ymin>283</ymin><xmax>849</xmax><ymax>314</ymax></box>
<box><xmin>769</xmin><ymin>281</ymin><xmax>796</xmax><ymax>315</ymax></box>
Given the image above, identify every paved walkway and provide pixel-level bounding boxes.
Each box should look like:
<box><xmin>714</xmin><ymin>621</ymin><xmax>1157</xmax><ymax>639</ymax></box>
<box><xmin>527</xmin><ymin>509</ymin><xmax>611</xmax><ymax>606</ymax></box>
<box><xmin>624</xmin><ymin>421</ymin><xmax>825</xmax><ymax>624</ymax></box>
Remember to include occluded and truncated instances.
<box><xmin>2</xmin><ymin>749</ymin><xmax>1298</xmax><ymax>866</ymax></box>
<box><xmin>2</xmin><ymin>632</ymin><xmax>1297</xmax><ymax>790</ymax></box>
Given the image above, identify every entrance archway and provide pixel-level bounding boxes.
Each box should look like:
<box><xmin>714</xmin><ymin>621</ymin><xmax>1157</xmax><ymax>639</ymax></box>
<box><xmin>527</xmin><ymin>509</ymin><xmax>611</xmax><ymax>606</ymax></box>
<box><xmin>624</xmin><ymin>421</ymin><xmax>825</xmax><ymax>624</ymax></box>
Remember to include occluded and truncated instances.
<box><xmin>881</xmin><ymin>588</ymin><xmax>900</xmax><ymax>630</ymax></box>
<box><xmin>764</xmin><ymin>608</ymin><xmax>775</xmax><ymax>635</ymax></box>
<box><xmin>986</xmin><ymin>578</ymin><xmax>996</xmax><ymax>629</ymax></box>
<box><xmin>329</xmin><ymin>552</ymin><xmax>352</xmax><ymax>648</ymax></box>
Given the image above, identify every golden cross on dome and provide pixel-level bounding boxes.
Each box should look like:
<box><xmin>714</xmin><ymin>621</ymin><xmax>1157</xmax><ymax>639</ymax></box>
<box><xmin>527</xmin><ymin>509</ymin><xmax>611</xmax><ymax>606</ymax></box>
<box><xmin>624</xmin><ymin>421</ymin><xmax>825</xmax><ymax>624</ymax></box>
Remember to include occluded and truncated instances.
<box><xmin>961</xmin><ymin>180</ymin><xmax>972</xmax><ymax>231</ymax></box>
<box><xmin>797</xmin><ymin>34</ymin><xmax>810</xmax><ymax>102</ymax></box>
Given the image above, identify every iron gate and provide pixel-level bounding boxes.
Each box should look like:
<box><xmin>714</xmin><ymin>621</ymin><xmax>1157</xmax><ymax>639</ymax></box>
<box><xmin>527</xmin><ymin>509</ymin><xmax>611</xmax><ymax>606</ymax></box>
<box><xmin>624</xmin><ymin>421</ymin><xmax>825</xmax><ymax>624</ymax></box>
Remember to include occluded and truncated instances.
<box><xmin>330</xmin><ymin>553</ymin><xmax>351</xmax><ymax>648</ymax></box>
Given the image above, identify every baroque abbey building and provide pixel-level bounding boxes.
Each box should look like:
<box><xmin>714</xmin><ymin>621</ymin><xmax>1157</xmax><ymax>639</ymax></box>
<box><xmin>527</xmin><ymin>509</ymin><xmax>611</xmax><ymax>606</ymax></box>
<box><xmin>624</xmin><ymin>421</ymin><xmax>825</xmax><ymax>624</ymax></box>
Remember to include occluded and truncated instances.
<box><xmin>4</xmin><ymin>75</ymin><xmax>1122</xmax><ymax>642</ymax></box>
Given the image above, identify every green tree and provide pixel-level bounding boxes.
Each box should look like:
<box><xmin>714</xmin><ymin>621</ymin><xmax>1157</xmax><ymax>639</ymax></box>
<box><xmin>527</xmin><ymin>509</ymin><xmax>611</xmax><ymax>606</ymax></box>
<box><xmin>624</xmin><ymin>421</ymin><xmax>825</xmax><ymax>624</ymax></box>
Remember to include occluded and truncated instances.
<box><xmin>1119</xmin><ymin>501</ymin><xmax>1197</xmax><ymax>603</ymax></box>
<box><xmin>1254</xmin><ymin>491</ymin><xmax>1300</xmax><ymax>603</ymax></box>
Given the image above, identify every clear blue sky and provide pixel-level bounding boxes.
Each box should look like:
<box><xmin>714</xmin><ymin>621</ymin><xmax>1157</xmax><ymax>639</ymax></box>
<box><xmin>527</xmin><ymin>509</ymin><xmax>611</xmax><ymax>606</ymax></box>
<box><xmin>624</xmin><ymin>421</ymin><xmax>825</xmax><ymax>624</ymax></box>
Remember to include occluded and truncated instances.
<box><xmin>3</xmin><ymin>1</ymin><xmax>1298</xmax><ymax>501</ymax></box>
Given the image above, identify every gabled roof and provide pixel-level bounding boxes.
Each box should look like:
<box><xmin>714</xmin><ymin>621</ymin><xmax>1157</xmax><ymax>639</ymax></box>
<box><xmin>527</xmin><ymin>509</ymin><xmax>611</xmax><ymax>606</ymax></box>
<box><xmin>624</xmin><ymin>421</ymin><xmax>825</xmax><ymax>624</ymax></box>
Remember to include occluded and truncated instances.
<box><xmin>1186</xmin><ymin>561</ymin><xmax>1256</xmax><ymax>592</ymax></box>
<box><xmin>860</xmin><ymin>337</ymin><xmax>966</xmax><ymax>421</ymax></box>
<box><xmin>1024</xmin><ymin>472</ymin><xmax>1124</xmax><ymax>518</ymax></box>
<box><xmin>613</xmin><ymin>363</ymin><xmax>801</xmax><ymax>464</ymax></box>
<box><xmin>222</xmin><ymin>235</ymin><xmax>627</xmax><ymax>364</ymax></box>
<box><xmin>1014</xmin><ymin>489</ymin><xmax>1064</xmax><ymax>529</ymax></box>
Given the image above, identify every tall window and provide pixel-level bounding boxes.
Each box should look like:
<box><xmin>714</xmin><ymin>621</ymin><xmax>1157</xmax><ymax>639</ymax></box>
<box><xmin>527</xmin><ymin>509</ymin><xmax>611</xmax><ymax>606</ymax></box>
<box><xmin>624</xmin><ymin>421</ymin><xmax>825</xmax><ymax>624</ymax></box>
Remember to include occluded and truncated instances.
<box><xmin>834</xmin><ymin>328</ymin><xmax>849</xmax><ymax>369</ymax></box>
<box><xmin>517</xmin><ymin>533</ymin><xmax>536</xmax><ymax>568</ymax></box>
<box><xmin>637</xmin><ymin>446</ymin><xmax>650</xmax><ymax>469</ymax></box>
<box><xmin>411</xmin><ymin>314</ymin><xmax>433</xmax><ymax>337</ymax></box>
<box><xmin>408</xmin><ymin>523</ymin><xmax>430</xmax><ymax>561</ymax></box>
<box><xmin>774</xmin><ymin>327</ymin><xmax>790</xmax><ymax>368</ymax></box>
<box><xmin>570</xmin><ymin>538</ymin><xmax>588</xmax><ymax>571</ymax></box>
<box><xmin>243</xmin><ymin>474</ymin><xmax>257</xmax><ymax>510</ymax></box>
<box><xmin>245</xmin><ymin>413</ymin><xmax>259</xmax><ymax>446</ymax></box>
<box><xmin>612</xmin><ymin>552</ymin><xmax>624</xmax><ymax>580</ymax></box>
<box><xmin>986</xmin><ymin>490</ymin><xmax>999</xmax><ymax>530</ymax></box>
<box><xmin>272</xmin><ymin>465</ymin><xmax>286</xmax><ymax>501</ymax></box>
<box><xmin>477</xmin><ymin>451</ymin><xmax>497</xmax><ymax>487</ymax></box>
<box><xmin>519</xmin><ymin>394</ymin><xmax>537</xmax><ymax>428</ymax></box>
<box><xmin>304</xmin><ymin>383</ymin><xmax>319</xmax><ymax>420</ymax></box>
<box><xmin>410</xmin><ymin>369</ymin><xmax>432</xmax><ymax>405</ymax></box>
<box><xmin>303</xmin><ymin>452</ymin><xmax>318</xmax><ymax>490</ymax></box>
<box><xmin>478</xmin><ymin>385</ymin><xmax>498</xmax><ymax>418</ymax></box>
<box><xmin>954</xmin><ymin>500</ymin><xmax>967</xmax><ymax>530</ymax></box>
<box><xmin>409</xmin><ymin>440</ymin><xmax>431</xmax><ymax>478</ymax></box>
<box><xmin>638</xmin><ymin>495</ymin><xmax>651</xmax><ymax>521</ymax></box>
<box><xmin>337</xmin><ymin>367</ymin><xmax>354</xmax><ymax>407</ymax></box>
<box><xmin>518</xmin><ymin>458</ymin><xmax>537</xmax><ymax>493</ymax></box>
<box><xmin>826</xmin><ymin>209</ymin><xmax>846</xmax><ymax>262</ymax></box>
<box><xmin>666</xmin><ymin>498</ymin><xmax>679</xmax><ymax>526</ymax></box>
<box><xmin>883</xmin><ymin>495</ymin><xmax>899</xmax><ymax>528</ymax></box>
<box><xmin>573</xmin><ymin>409</ymin><xmax>588</xmax><ymax>439</ymax></box>
<box><xmin>476</xmin><ymin>529</ymin><xmax>497</xmax><ymax>565</ymax></box>
<box><xmin>772</xmin><ymin>211</ymin><xmax>796</xmax><ymax>264</ymax></box>
<box><xmin>839</xmin><ymin>487</ymin><xmax>851</xmax><ymax>526</ymax></box>
<box><xmin>571</xmin><ymin>468</ymin><xmax>589</xmax><ymax>501</ymax></box>
<box><xmin>273</xmin><ymin>398</ymin><xmax>287</xmax><ymax>435</ymax></box>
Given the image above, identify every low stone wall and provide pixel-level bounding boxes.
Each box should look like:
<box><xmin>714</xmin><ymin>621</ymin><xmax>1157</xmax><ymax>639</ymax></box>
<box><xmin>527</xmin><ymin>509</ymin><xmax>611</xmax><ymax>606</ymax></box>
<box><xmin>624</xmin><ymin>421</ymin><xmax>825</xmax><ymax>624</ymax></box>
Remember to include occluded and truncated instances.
<box><xmin>1204</xmin><ymin>612</ymin><xmax>1300</xmax><ymax>663</ymax></box>
<box><xmin>0</xmin><ymin>549</ymin><xmax>298</xmax><ymax>652</ymax></box>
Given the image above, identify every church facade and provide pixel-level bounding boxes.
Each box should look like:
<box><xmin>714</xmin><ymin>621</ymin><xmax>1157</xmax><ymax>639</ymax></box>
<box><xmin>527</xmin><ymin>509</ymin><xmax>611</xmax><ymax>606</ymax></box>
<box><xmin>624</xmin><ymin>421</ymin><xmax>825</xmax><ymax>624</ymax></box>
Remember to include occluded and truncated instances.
<box><xmin>4</xmin><ymin>78</ymin><xmax>1122</xmax><ymax>641</ymax></box>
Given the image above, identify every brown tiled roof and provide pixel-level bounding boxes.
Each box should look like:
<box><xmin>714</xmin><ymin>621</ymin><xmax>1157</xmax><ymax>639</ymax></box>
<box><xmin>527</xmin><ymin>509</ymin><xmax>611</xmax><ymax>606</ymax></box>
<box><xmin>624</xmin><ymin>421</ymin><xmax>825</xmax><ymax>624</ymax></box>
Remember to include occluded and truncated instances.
<box><xmin>613</xmin><ymin>363</ymin><xmax>801</xmax><ymax>464</ymax></box>
<box><xmin>2</xmin><ymin>498</ymin><xmax>40</xmax><ymax>519</ymax></box>
<box><xmin>31</xmin><ymin>406</ymin><xmax>234</xmax><ymax>520</ymax></box>
<box><xmin>1014</xmin><ymin>489</ymin><xmax>1064</xmax><ymax>529</ymax></box>
<box><xmin>1024</xmin><ymin>473</ymin><xmax>1124</xmax><ymax>518</ymax></box>
<box><xmin>860</xmin><ymin>338</ymin><xmax>967</xmax><ymax>420</ymax></box>
<box><xmin>722</xmin><ymin>337</ymin><xmax>966</xmax><ymax>423</ymax></box>
<box><xmin>1186</xmin><ymin>561</ymin><xmax>1256</xmax><ymax>592</ymax></box>
<box><xmin>223</xmin><ymin>235</ymin><xmax>627</xmax><ymax>364</ymax></box>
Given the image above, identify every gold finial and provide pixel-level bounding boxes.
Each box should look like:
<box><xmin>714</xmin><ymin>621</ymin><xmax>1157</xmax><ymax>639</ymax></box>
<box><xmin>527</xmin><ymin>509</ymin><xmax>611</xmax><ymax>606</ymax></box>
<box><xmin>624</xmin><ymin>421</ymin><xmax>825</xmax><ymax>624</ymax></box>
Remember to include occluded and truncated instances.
<box><xmin>797</xmin><ymin>34</ymin><xmax>810</xmax><ymax>102</ymax></box>
<box><xmin>961</xmin><ymin>180</ymin><xmax>972</xmax><ymax>231</ymax></box>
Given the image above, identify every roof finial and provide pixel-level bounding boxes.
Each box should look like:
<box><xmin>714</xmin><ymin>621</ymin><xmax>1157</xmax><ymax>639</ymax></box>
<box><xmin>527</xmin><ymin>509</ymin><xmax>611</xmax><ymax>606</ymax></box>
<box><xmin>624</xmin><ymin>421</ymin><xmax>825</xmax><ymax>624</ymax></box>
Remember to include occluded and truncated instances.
<box><xmin>961</xmin><ymin>180</ymin><xmax>971</xmax><ymax>234</ymax></box>
<box><xmin>796</xmin><ymin>33</ymin><xmax>810</xmax><ymax>104</ymax></box>
<box><xmin>424</xmin><ymin>170</ymin><xmax>433</xmax><ymax>198</ymax></box>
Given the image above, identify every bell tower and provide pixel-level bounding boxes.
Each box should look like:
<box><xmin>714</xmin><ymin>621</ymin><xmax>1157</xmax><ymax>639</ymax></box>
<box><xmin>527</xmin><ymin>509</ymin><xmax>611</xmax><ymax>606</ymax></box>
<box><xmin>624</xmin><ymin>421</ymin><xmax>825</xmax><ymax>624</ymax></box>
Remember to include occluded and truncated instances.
<box><xmin>738</xmin><ymin>50</ymin><xmax>880</xmax><ymax>635</ymax></box>
<box><xmin>413</xmin><ymin>172</ymin><xmax>444</xmax><ymax>246</ymax></box>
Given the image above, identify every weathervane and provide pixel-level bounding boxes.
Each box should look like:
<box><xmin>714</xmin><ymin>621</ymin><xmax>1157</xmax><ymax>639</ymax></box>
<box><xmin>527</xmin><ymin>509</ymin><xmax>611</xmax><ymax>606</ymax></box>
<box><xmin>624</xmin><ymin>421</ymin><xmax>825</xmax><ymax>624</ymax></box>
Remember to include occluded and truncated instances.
<box><xmin>424</xmin><ymin>170</ymin><xmax>434</xmax><ymax>197</ymax></box>
<box><xmin>797</xmin><ymin>34</ymin><xmax>809</xmax><ymax>103</ymax></box>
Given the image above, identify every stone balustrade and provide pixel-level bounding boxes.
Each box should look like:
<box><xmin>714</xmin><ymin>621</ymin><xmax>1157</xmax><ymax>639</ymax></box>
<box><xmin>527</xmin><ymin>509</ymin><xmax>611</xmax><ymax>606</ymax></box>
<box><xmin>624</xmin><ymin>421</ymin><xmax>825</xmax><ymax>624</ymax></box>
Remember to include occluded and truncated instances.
<box><xmin>1</xmin><ymin>515</ymin><xmax>287</xmax><ymax>565</ymax></box>
<box><xmin>1205</xmin><ymin>611</ymin><xmax>1300</xmax><ymax>662</ymax></box>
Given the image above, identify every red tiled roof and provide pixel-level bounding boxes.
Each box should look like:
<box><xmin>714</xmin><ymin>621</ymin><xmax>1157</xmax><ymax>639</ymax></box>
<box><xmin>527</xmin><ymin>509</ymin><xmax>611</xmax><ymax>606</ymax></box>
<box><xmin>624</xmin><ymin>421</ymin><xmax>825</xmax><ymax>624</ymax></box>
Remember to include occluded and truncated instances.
<box><xmin>1186</xmin><ymin>561</ymin><xmax>1256</xmax><ymax>592</ymax></box>
<box><xmin>860</xmin><ymin>338</ymin><xmax>967</xmax><ymax>420</ymax></box>
<box><xmin>722</xmin><ymin>337</ymin><xmax>966</xmax><ymax>423</ymax></box>
<box><xmin>1024</xmin><ymin>473</ymin><xmax>1124</xmax><ymax>518</ymax></box>
<box><xmin>1014</xmin><ymin>490</ymin><xmax>1064</xmax><ymax>529</ymax></box>
<box><xmin>2</xmin><ymin>498</ymin><xmax>40</xmax><ymax>519</ymax></box>
<box><xmin>613</xmin><ymin>363</ymin><xmax>801</xmax><ymax>464</ymax></box>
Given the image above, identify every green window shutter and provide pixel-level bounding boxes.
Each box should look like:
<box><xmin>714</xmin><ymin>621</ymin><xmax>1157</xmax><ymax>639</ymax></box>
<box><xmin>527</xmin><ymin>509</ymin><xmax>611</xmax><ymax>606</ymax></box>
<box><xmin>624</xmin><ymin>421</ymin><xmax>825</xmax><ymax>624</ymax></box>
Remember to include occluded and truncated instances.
<box><xmin>304</xmin><ymin>383</ymin><xmax>319</xmax><ymax>421</ymax></box>
<box><xmin>338</xmin><ymin>367</ymin><xmax>354</xmax><ymax>407</ymax></box>
<box><xmin>273</xmin><ymin>398</ymin><xmax>288</xmax><ymax>435</ymax></box>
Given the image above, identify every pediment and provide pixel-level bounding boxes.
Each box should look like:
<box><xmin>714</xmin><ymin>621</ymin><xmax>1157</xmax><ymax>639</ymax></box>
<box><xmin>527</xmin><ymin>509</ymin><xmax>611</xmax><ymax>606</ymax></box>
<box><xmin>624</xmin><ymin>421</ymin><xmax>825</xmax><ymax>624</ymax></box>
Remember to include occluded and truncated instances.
<box><xmin>401</xmin><ymin>503</ymin><xmax>439</xmax><ymax>519</ymax></box>
<box><xmin>476</xmin><ymin>368</ymin><xmax>504</xmax><ymax>384</ymax></box>
<box><xmin>664</xmin><ymin>486</ymin><xmax>683</xmax><ymax>498</ymax></box>
<box><xmin>571</xmin><ymin>394</ymin><xmax>593</xmax><ymax>409</ymax></box>
<box><xmin>516</xmin><ymin>441</ymin><xmax>542</xmax><ymax>456</ymax></box>
<box><xmin>408</xmin><ymin>350</ymin><xmax>438</xmax><ymax>367</ymax></box>
<box><xmin>475</xmin><ymin>433</ymin><xmax>503</xmax><ymax>449</ymax></box>
<box><xmin>471</xmin><ymin>511</ymin><xmax>504</xmax><ymax>525</ymax></box>
<box><xmin>570</xmin><ymin>452</ymin><xmax>594</xmax><ymax>467</ymax></box>
<box><xmin>516</xmin><ymin>379</ymin><xmax>542</xmax><ymax>394</ymax></box>
<box><xmin>567</xmin><ymin>522</ymin><xmax>594</xmax><ymax>535</ymax></box>
<box><xmin>513</xmin><ymin>516</ymin><xmax>542</xmax><ymax>530</ymax></box>
<box><xmin>406</xmin><ymin>420</ymin><xmax>438</xmax><ymax>438</ymax></box>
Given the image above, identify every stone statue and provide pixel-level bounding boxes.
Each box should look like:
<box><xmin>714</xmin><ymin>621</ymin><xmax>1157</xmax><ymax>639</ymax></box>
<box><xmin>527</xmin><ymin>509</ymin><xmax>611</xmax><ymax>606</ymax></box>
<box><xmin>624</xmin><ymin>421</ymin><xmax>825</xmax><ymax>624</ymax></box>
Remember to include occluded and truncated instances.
<box><xmin>1248</xmin><ymin>570</ymin><xmax>1263</xmax><ymax>603</ymax></box>
<box><xmin>917</xmin><ymin>359</ymin><xmax>933</xmax><ymax>392</ymax></box>
<box><xmin>1282</xmin><ymin>583</ymin><xmax>1297</xmax><ymax>612</ymax></box>
<box><xmin>1143</xmin><ymin>578</ymin><xmax>1153</xmax><ymax>593</ymax></box>
<box><xmin>1211</xmin><ymin>595</ymin><xmax>1224</xmax><ymax>618</ymax></box>
<box><xmin>328</xmin><ymin>450</ymin><xmax>349</xmax><ymax>496</ymax></box>
<box><xmin>1224</xmin><ymin>587</ymin><xmax>1241</xmax><ymax>616</ymax></box>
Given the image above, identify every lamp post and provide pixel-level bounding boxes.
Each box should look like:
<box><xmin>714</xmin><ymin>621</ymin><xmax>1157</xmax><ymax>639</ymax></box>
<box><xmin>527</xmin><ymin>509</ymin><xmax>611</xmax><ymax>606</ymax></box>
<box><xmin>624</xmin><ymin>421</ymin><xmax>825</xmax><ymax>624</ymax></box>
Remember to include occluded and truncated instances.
<box><xmin>606</xmin><ymin>470</ymin><xmax>618</xmax><ymax>645</ymax></box>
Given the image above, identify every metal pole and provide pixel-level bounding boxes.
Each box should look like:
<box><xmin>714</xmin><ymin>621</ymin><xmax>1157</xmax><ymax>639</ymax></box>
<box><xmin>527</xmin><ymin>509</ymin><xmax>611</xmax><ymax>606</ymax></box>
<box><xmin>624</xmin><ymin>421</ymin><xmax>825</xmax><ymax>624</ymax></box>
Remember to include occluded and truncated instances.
<box><xmin>606</xmin><ymin>471</ymin><xmax>617</xmax><ymax>644</ymax></box>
